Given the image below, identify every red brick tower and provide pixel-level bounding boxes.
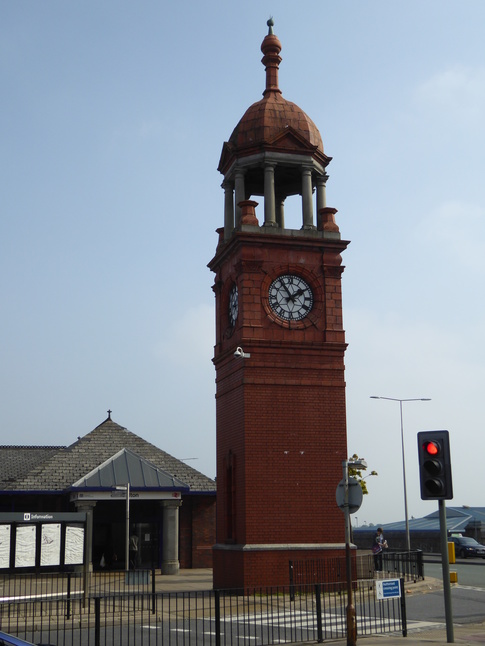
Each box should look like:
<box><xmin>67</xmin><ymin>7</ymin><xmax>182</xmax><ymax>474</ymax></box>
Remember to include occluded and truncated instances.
<box><xmin>208</xmin><ymin>20</ymin><xmax>350</xmax><ymax>589</ymax></box>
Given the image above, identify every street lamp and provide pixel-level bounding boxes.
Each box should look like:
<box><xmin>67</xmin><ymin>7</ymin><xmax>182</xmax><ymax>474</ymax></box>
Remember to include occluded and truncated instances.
<box><xmin>370</xmin><ymin>396</ymin><xmax>431</xmax><ymax>552</ymax></box>
<box><xmin>115</xmin><ymin>483</ymin><xmax>130</xmax><ymax>571</ymax></box>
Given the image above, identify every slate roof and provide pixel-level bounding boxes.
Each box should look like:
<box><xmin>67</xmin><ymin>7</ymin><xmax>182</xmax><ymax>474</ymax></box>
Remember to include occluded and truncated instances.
<box><xmin>0</xmin><ymin>446</ymin><xmax>64</xmax><ymax>489</ymax></box>
<box><xmin>0</xmin><ymin>417</ymin><xmax>215</xmax><ymax>494</ymax></box>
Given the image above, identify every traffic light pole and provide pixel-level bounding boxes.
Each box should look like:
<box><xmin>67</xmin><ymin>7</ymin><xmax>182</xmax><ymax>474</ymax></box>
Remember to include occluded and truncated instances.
<box><xmin>417</xmin><ymin>431</ymin><xmax>454</xmax><ymax>641</ymax></box>
<box><xmin>439</xmin><ymin>499</ymin><xmax>454</xmax><ymax>643</ymax></box>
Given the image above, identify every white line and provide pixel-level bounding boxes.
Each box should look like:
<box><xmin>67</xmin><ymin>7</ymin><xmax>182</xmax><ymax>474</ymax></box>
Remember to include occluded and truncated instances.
<box><xmin>455</xmin><ymin>584</ymin><xmax>485</xmax><ymax>592</ymax></box>
<box><xmin>148</xmin><ymin>613</ymin><xmax>444</xmax><ymax>641</ymax></box>
<box><xmin>0</xmin><ymin>591</ymin><xmax>83</xmax><ymax>602</ymax></box>
<box><xmin>227</xmin><ymin>609</ymin><xmax>420</xmax><ymax>635</ymax></box>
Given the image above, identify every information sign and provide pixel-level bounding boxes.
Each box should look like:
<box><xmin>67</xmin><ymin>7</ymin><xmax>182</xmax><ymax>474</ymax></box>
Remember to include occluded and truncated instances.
<box><xmin>376</xmin><ymin>579</ymin><xmax>401</xmax><ymax>600</ymax></box>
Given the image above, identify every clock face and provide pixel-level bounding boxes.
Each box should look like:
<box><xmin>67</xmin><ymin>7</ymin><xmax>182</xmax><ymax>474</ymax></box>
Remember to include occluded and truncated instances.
<box><xmin>228</xmin><ymin>284</ymin><xmax>238</xmax><ymax>326</ymax></box>
<box><xmin>269</xmin><ymin>274</ymin><xmax>313</xmax><ymax>321</ymax></box>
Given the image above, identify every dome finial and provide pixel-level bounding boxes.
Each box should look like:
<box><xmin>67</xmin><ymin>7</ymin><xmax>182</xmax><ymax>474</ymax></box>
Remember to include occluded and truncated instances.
<box><xmin>261</xmin><ymin>17</ymin><xmax>282</xmax><ymax>96</ymax></box>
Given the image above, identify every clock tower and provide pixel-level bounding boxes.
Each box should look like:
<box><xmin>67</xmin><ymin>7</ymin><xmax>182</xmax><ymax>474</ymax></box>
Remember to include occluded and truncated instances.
<box><xmin>208</xmin><ymin>20</ymin><xmax>350</xmax><ymax>589</ymax></box>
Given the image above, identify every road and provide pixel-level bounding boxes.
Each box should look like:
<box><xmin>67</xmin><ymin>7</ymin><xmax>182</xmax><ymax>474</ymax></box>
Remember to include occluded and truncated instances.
<box><xmin>425</xmin><ymin>554</ymin><xmax>485</xmax><ymax>587</ymax></box>
<box><xmin>401</xmin><ymin>556</ymin><xmax>485</xmax><ymax>628</ymax></box>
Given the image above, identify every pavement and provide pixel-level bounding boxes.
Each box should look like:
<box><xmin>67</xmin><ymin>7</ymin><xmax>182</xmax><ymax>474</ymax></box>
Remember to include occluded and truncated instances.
<box><xmin>153</xmin><ymin>568</ymin><xmax>214</xmax><ymax>593</ymax></box>
<box><xmin>155</xmin><ymin>569</ymin><xmax>485</xmax><ymax>645</ymax></box>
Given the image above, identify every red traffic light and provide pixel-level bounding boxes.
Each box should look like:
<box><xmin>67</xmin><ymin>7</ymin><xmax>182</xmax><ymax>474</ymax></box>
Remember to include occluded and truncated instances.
<box><xmin>423</xmin><ymin>440</ymin><xmax>440</xmax><ymax>456</ymax></box>
<box><xmin>417</xmin><ymin>431</ymin><xmax>453</xmax><ymax>501</ymax></box>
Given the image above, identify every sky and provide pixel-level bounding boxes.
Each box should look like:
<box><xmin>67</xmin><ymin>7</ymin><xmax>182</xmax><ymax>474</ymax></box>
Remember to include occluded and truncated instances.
<box><xmin>1</xmin><ymin>1</ymin><xmax>485</xmax><ymax>526</ymax></box>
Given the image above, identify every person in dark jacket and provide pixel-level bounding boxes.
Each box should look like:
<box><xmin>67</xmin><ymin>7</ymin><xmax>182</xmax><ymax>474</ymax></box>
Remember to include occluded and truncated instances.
<box><xmin>373</xmin><ymin>527</ymin><xmax>387</xmax><ymax>571</ymax></box>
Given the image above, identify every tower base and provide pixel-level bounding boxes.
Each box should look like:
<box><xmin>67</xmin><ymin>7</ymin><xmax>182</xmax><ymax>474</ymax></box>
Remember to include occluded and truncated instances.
<box><xmin>213</xmin><ymin>543</ymin><xmax>346</xmax><ymax>589</ymax></box>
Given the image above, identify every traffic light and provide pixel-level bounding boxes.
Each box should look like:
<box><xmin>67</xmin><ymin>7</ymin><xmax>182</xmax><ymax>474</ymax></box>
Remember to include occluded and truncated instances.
<box><xmin>417</xmin><ymin>430</ymin><xmax>453</xmax><ymax>501</ymax></box>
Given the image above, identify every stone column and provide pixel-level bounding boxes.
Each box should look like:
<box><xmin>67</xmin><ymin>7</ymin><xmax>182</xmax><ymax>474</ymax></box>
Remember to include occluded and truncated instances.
<box><xmin>275</xmin><ymin>195</ymin><xmax>285</xmax><ymax>228</ymax></box>
<box><xmin>223</xmin><ymin>179</ymin><xmax>234</xmax><ymax>240</ymax></box>
<box><xmin>73</xmin><ymin>500</ymin><xmax>96</xmax><ymax>572</ymax></box>
<box><xmin>161</xmin><ymin>499</ymin><xmax>182</xmax><ymax>575</ymax></box>
<box><xmin>74</xmin><ymin>499</ymin><xmax>96</xmax><ymax>604</ymax></box>
<box><xmin>263</xmin><ymin>163</ymin><xmax>277</xmax><ymax>227</ymax></box>
<box><xmin>315</xmin><ymin>172</ymin><xmax>328</xmax><ymax>213</ymax></box>
<box><xmin>234</xmin><ymin>170</ymin><xmax>246</xmax><ymax>229</ymax></box>
<box><xmin>302</xmin><ymin>167</ymin><xmax>315</xmax><ymax>229</ymax></box>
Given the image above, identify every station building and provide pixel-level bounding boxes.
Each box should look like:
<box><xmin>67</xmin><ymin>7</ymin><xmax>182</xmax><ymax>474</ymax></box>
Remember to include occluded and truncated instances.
<box><xmin>0</xmin><ymin>414</ymin><xmax>216</xmax><ymax>573</ymax></box>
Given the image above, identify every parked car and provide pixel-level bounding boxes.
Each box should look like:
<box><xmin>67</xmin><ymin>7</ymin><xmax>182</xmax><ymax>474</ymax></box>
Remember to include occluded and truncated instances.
<box><xmin>450</xmin><ymin>535</ymin><xmax>485</xmax><ymax>559</ymax></box>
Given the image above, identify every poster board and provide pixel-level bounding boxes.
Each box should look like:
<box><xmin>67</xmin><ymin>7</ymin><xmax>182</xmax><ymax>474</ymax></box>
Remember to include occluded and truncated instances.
<box><xmin>64</xmin><ymin>525</ymin><xmax>84</xmax><ymax>565</ymax></box>
<box><xmin>0</xmin><ymin>525</ymin><xmax>11</xmax><ymax>569</ymax></box>
<box><xmin>41</xmin><ymin>523</ymin><xmax>61</xmax><ymax>566</ymax></box>
<box><xmin>15</xmin><ymin>525</ymin><xmax>36</xmax><ymax>568</ymax></box>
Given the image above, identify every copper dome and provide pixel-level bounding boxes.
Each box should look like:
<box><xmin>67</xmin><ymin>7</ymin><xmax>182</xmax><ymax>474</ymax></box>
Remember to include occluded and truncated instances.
<box><xmin>218</xmin><ymin>20</ymin><xmax>328</xmax><ymax>175</ymax></box>
<box><xmin>228</xmin><ymin>92</ymin><xmax>324</xmax><ymax>152</ymax></box>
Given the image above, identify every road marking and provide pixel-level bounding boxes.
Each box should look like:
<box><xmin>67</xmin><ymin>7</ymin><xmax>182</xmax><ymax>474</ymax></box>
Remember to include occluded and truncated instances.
<box><xmin>226</xmin><ymin>610</ymin><xmax>446</xmax><ymax>637</ymax></box>
<box><xmin>455</xmin><ymin>584</ymin><xmax>485</xmax><ymax>593</ymax></box>
<box><xmin>0</xmin><ymin>591</ymin><xmax>83</xmax><ymax>602</ymax></box>
<box><xmin>144</xmin><ymin>611</ymin><xmax>443</xmax><ymax>640</ymax></box>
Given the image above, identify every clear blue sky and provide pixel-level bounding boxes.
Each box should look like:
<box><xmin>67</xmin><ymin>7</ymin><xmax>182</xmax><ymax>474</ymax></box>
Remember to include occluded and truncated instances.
<box><xmin>1</xmin><ymin>1</ymin><xmax>484</xmax><ymax>524</ymax></box>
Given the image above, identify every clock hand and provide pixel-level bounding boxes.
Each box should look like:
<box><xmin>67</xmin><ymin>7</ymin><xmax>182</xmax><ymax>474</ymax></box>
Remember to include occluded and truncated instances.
<box><xmin>281</xmin><ymin>282</ymin><xmax>293</xmax><ymax>299</ymax></box>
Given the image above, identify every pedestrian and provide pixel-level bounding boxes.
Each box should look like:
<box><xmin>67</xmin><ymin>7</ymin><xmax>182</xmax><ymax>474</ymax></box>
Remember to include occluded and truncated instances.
<box><xmin>372</xmin><ymin>527</ymin><xmax>387</xmax><ymax>572</ymax></box>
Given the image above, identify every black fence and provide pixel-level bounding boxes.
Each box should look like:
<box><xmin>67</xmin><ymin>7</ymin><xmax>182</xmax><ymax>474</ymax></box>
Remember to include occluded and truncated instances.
<box><xmin>290</xmin><ymin>551</ymin><xmax>424</xmax><ymax>589</ymax></box>
<box><xmin>0</xmin><ymin>578</ymin><xmax>406</xmax><ymax>646</ymax></box>
<box><xmin>382</xmin><ymin>550</ymin><xmax>424</xmax><ymax>582</ymax></box>
<box><xmin>0</xmin><ymin>570</ymin><xmax>153</xmax><ymax>604</ymax></box>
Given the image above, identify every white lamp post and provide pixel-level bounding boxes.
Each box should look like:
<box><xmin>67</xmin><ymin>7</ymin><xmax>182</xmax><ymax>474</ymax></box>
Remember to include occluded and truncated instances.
<box><xmin>370</xmin><ymin>396</ymin><xmax>431</xmax><ymax>552</ymax></box>
<box><xmin>115</xmin><ymin>483</ymin><xmax>130</xmax><ymax>571</ymax></box>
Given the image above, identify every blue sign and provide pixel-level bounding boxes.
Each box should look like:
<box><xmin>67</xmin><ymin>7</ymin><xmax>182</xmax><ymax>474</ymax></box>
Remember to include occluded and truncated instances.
<box><xmin>376</xmin><ymin>579</ymin><xmax>401</xmax><ymax>599</ymax></box>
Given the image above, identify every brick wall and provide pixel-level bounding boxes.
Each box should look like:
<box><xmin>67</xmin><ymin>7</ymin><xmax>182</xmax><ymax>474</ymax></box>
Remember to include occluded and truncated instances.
<box><xmin>179</xmin><ymin>495</ymin><xmax>216</xmax><ymax>568</ymax></box>
<box><xmin>210</xmin><ymin>231</ymin><xmax>349</xmax><ymax>588</ymax></box>
<box><xmin>213</xmin><ymin>547</ymin><xmax>346</xmax><ymax>589</ymax></box>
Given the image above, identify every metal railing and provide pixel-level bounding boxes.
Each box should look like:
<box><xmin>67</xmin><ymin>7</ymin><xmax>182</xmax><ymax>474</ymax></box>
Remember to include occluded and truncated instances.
<box><xmin>382</xmin><ymin>550</ymin><xmax>424</xmax><ymax>582</ymax></box>
<box><xmin>290</xmin><ymin>551</ymin><xmax>424</xmax><ymax>588</ymax></box>
<box><xmin>0</xmin><ymin>579</ymin><xmax>406</xmax><ymax>645</ymax></box>
<box><xmin>0</xmin><ymin>570</ymin><xmax>153</xmax><ymax>604</ymax></box>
